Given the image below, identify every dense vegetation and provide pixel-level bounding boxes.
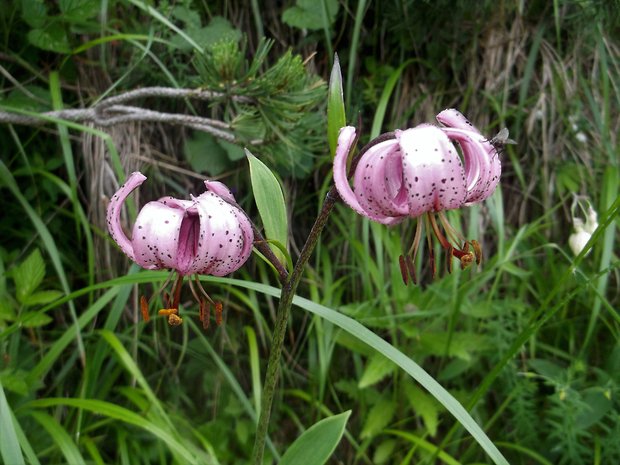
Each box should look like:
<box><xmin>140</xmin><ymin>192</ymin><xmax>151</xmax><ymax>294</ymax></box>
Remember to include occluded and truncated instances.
<box><xmin>1</xmin><ymin>1</ymin><xmax>618</xmax><ymax>464</ymax></box>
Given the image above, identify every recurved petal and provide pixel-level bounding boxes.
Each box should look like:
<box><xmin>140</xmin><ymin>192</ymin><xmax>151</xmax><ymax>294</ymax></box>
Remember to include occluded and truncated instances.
<box><xmin>398</xmin><ymin>126</ymin><xmax>467</xmax><ymax>217</ymax></box>
<box><xmin>333</xmin><ymin>126</ymin><xmax>402</xmax><ymax>225</ymax></box>
<box><xmin>353</xmin><ymin>139</ymin><xmax>408</xmax><ymax>217</ymax></box>
<box><xmin>437</xmin><ymin>108</ymin><xmax>501</xmax><ymax>204</ymax></box>
<box><xmin>186</xmin><ymin>192</ymin><xmax>253</xmax><ymax>276</ymax></box>
<box><xmin>442</xmin><ymin>127</ymin><xmax>500</xmax><ymax>203</ymax></box>
<box><xmin>205</xmin><ymin>180</ymin><xmax>237</xmax><ymax>204</ymax></box>
<box><xmin>131</xmin><ymin>200</ymin><xmax>187</xmax><ymax>271</ymax></box>
<box><xmin>106</xmin><ymin>171</ymin><xmax>147</xmax><ymax>262</ymax></box>
<box><xmin>436</xmin><ymin>108</ymin><xmax>481</xmax><ymax>133</ymax></box>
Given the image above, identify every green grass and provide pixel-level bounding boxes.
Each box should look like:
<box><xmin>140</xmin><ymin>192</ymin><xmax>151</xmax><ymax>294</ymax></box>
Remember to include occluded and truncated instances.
<box><xmin>0</xmin><ymin>1</ymin><xmax>618</xmax><ymax>464</ymax></box>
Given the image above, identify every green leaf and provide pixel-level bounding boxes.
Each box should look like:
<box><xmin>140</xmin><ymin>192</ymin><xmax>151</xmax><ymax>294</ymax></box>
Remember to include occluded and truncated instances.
<box><xmin>370</xmin><ymin>59</ymin><xmax>415</xmax><ymax>139</ymax></box>
<box><xmin>372</xmin><ymin>439</ymin><xmax>397</xmax><ymax>465</ymax></box>
<box><xmin>171</xmin><ymin>16</ymin><xmax>241</xmax><ymax>51</ymax></box>
<box><xmin>14</xmin><ymin>249</ymin><xmax>45</xmax><ymax>304</ymax></box>
<box><xmin>171</xmin><ymin>5</ymin><xmax>201</xmax><ymax>27</ymax></box>
<box><xmin>246</xmin><ymin>150</ymin><xmax>288</xmax><ymax>261</ymax></box>
<box><xmin>218</xmin><ymin>139</ymin><xmax>245</xmax><ymax>161</ymax></box>
<box><xmin>361</xmin><ymin>398</ymin><xmax>396</xmax><ymax>439</ymax></box>
<box><xmin>27</xmin><ymin>25</ymin><xmax>71</xmax><ymax>53</ymax></box>
<box><xmin>21</xmin><ymin>290</ymin><xmax>63</xmax><ymax>307</ymax></box>
<box><xmin>59</xmin><ymin>0</ymin><xmax>100</xmax><ymax>21</ymax></box>
<box><xmin>0</xmin><ymin>300</ymin><xmax>16</xmax><ymax>323</ymax></box>
<box><xmin>19</xmin><ymin>312</ymin><xmax>53</xmax><ymax>328</ymax></box>
<box><xmin>327</xmin><ymin>53</ymin><xmax>346</xmax><ymax>157</ymax></box>
<box><xmin>417</xmin><ymin>332</ymin><xmax>491</xmax><ymax>362</ymax></box>
<box><xmin>358</xmin><ymin>353</ymin><xmax>395</xmax><ymax>388</ymax></box>
<box><xmin>20</xmin><ymin>0</ymin><xmax>47</xmax><ymax>28</ymax></box>
<box><xmin>575</xmin><ymin>388</ymin><xmax>613</xmax><ymax>429</ymax></box>
<box><xmin>0</xmin><ymin>370</ymin><xmax>29</xmax><ymax>396</ymax></box>
<box><xmin>528</xmin><ymin>359</ymin><xmax>564</xmax><ymax>381</ymax></box>
<box><xmin>279</xmin><ymin>411</ymin><xmax>351</xmax><ymax>465</ymax></box>
<box><xmin>1</xmin><ymin>86</ymin><xmax>52</xmax><ymax>112</ymax></box>
<box><xmin>404</xmin><ymin>382</ymin><xmax>440</xmax><ymax>437</ymax></box>
<box><xmin>28</xmin><ymin>397</ymin><xmax>213</xmax><ymax>463</ymax></box>
<box><xmin>282</xmin><ymin>0</ymin><xmax>339</xmax><ymax>31</ymax></box>
<box><xmin>184</xmin><ymin>132</ymin><xmax>231</xmax><ymax>175</ymax></box>
<box><xmin>0</xmin><ymin>381</ymin><xmax>26</xmax><ymax>465</ymax></box>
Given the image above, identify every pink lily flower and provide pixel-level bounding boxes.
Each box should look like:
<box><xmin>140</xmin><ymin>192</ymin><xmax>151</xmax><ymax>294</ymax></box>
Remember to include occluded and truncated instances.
<box><xmin>107</xmin><ymin>171</ymin><xmax>254</xmax><ymax>326</ymax></box>
<box><xmin>333</xmin><ymin>109</ymin><xmax>502</xmax><ymax>282</ymax></box>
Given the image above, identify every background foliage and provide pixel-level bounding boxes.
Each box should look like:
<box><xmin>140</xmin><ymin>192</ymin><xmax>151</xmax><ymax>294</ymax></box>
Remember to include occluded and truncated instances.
<box><xmin>1</xmin><ymin>1</ymin><xmax>619</xmax><ymax>464</ymax></box>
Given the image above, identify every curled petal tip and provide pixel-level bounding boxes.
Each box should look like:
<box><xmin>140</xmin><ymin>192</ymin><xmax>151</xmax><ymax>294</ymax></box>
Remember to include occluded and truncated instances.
<box><xmin>106</xmin><ymin>171</ymin><xmax>149</xmax><ymax>262</ymax></box>
<box><xmin>205</xmin><ymin>180</ymin><xmax>237</xmax><ymax>203</ymax></box>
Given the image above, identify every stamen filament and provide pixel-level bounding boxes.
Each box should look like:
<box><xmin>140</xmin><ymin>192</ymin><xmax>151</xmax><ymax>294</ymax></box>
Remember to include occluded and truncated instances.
<box><xmin>438</xmin><ymin>211</ymin><xmax>464</xmax><ymax>247</ymax></box>
<box><xmin>428</xmin><ymin>213</ymin><xmax>451</xmax><ymax>250</ymax></box>
<box><xmin>171</xmin><ymin>274</ymin><xmax>184</xmax><ymax>309</ymax></box>
<box><xmin>193</xmin><ymin>276</ymin><xmax>216</xmax><ymax>305</ymax></box>
<box><xmin>424</xmin><ymin>215</ymin><xmax>436</xmax><ymax>278</ymax></box>
<box><xmin>407</xmin><ymin>219</ymin><xmax>424</xmax><ymax>261</ymax></box>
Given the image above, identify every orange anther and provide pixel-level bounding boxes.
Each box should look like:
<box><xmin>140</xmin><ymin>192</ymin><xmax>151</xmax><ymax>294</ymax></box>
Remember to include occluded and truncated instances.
<box><xmin>158</xmin><ymin>308</ymin><xmax>178</xmax><ymax>316</ymax></box>
<box><xmin>215</xmin><ymin>302</ymin><xmax>223</xmax><ymax>326</ymax></box>
<box><xmin>471</xmin><ymin>240</ymin><xmax>482</xmax><ymax>265</ymax></box>
<box><xmin>140</xmin><ymin>296</ymin><xmax>150</xmax><ymax>322</ymax></box>
<box><xmin>405</xmin><ymin>255</ymin><xmax>417</xmax><ymax>285</ymax></box>
<box><xmin>398</xmin><ymin>255</ymin><xmax>409</xmax><ymax>285</ymax></box>
<box><xmin>167</xmin><ymin>314</ymin><xmax>183</xmax><ymax>326</ymax></box>
<box><xmin>200</xmin><ymin>300</ymin><xmax>210</xmax><ymax>330</ymax></box>
<box><xmin>460</xmin><ymin>252</ymin><xmax>475</xmax><ymax>270</ymax></box>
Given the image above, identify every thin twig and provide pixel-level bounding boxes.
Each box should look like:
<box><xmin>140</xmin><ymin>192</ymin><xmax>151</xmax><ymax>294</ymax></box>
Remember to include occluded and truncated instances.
<box><xmin>0</xmin><ymin>86</ymin><xmax>255</xmax><ymax>141</ymax></box>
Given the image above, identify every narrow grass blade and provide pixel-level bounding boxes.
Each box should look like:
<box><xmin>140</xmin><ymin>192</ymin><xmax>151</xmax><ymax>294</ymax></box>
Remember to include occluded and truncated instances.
<box><xmin>345</xmin><ymin>0</ymin><xmax>367</xmax><ymax>109</ymax></box>
<box><xmin>29</xmin><ymin>411</ymin><xmax>86</xmax><ymax>465</ymax></box>
<box><xmin>27</xmin><ymin>288</ymin><xmax>119</xmax><ymax>384</ymax></box>
<box><xmin>187</xmin><ymin>320</ymin><xmax>279</xmax><ymax>460</ymax></box>
<box><xmin>100</xmin><ymin>330</ymin><xmax>172</xmax><ymax>425</ymax></box>
<box><xmin>387</xmin><ymin>430</ymin><xmax>462</xmax><ymax>465</ymax></box>
<box><xmin>279</xmin><ymin>411</ymin><xmax>351</xmax><ymax>465</ymax></box>
<box><xmin>126</xmin><ymin>0</ymin><xmax>202</xmax><ymax>52</ymax></box>
<box><xmin>27</xmin><ymin>398</ymin><xmax>205</xmax><ymax>463</ymax></box>
<box><xmin>0</xmin><ymin>381</ymin><xmax>25</xmax><ymax>465</ymax></box>
<box><xmin>245</xmin><ymin>326</ymin><xmax>263</xmax><ymax>419</ymax></box>
<box><xmin>370</xmin><ymin>59</ymin><xmax>415</xmax><ymax>139</ymax></box>
<box><xmin>203</xmin><ymin>277</ymin><xmax>509</xmax><ymax>465</ymax></box>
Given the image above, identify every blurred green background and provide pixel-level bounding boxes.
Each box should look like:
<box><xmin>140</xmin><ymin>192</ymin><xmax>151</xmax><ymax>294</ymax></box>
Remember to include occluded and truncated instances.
<box><xmin>0</xmin><ymin>1</ymin><xmax>618</xmax><ymax>464</ymax></box>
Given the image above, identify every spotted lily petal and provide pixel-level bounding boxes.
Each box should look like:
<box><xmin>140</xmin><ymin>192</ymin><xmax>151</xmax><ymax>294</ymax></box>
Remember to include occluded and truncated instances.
<box><xmin>106</xmin><ymin>171</ymin><xmax>147</xmax><ymax>262</ymax></box>
<box><xmin>436</xmin><ymin>108</ymin><xmax>501</xmax><ymax>203</ymax></box>
<box><xmin>353</xmin><ymin>138</ymin><xmax>409</xmax><ymax>218</ymax></box>
<box><xmin>332</xmin><ymin>110</ymin><xmax>503</xmax><ymax>281</ymax></box>
<box><xmin>106</xmin><ymin>172</ymin><xmax>254</xmax><ymax>276</ymax></box>
<box><xmin>333</xmin><ymin>126</ymin><xmax>403</xmax><ymax>225</ymax></box>
<box><xmin>131</xmin><ymin>198</ymin><xmax>188</xmax><ymax>270</ymax></box>
<box><xmin>397</xmin><ymin>125</ymin><xmax>467</xmax><ymax>217</ymax></box>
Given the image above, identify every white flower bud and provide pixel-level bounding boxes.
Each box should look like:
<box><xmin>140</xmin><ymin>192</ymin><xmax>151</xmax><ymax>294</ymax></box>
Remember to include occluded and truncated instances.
<box><xmin>584</xmin><ymin>207</ymin><xmax>598</xmax><ymax>234</ymax></box>
<box><xmin>568</xmin><ymin>218</ymin><xmax>591</xmax><ymax>256</ymax></box>
<box><xmin>575</xmin><ymin>132</ymin><xmax>587</xmax><ymax>143</ymax></box>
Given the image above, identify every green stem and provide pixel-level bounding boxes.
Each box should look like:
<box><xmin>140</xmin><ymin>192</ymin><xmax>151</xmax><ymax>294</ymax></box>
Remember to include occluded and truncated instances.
<box><xmin>251</xmin><ymin>185</ymin><xmax>340</xmax><ymax>465</ymax></box>
<box><xmin>250</xmin><ymin>132</ymin><xmax>395</xmax><ymax>464</ymax></box>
